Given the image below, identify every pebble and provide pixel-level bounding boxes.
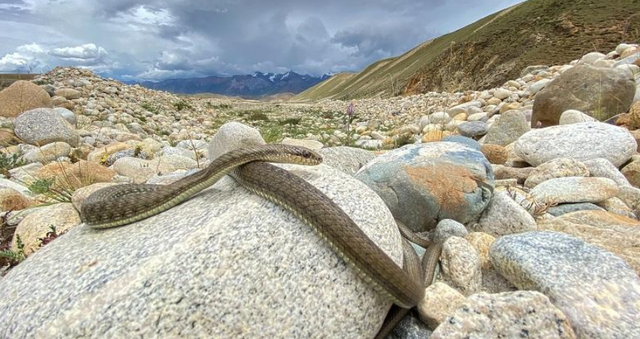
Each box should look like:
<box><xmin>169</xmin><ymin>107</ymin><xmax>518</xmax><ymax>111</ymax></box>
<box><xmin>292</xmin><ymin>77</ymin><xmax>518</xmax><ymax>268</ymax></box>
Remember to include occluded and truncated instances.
<box><xmin>11</xmin><ymin>203</ymin><xmax>81</xmax><ymax>255</ymax></box>
<box><xmin>524</xmin><ymin>158</ymin><xmax>590</xmax><ymax>188</ymax></box>
<box><xmin>440</xmin><ymin>236</ymin><xmax>482</xmax><ymax>295</ymax></box>
<box><xmin>530</xmin><ymin>176</ymin><xmax>619</xmax><ymax>204</ymax></box>
<box><xmin>472</xmin><ymin>190</ymin><xmax>536</xmax><ymax>237</ymax></box>
<box><xmin>418</xmin><ymin>282</ymin><xmax>466</xmax><ymax>329</ymax></box>
<box><xmin>483</xmin><ymin>110</ymin><xmax>530</xmax><ymax>146</ymax></box>
<box><xmin>582</xmin><ymin>158</ymin><xmax>631</xmax><ymax>187</ymax></box>
<box><xmin>433</xmin><ymin>219</ymin><xmax>468</xmax><ymax>243</ymax></box>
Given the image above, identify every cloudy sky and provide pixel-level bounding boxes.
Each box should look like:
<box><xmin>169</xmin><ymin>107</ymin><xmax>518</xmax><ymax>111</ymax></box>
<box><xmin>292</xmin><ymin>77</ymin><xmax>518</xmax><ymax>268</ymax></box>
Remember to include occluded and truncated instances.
<box><xmin>0</xmin><ymin>0</ymin><xmax>522</xmax><ymax>81</ymax></box>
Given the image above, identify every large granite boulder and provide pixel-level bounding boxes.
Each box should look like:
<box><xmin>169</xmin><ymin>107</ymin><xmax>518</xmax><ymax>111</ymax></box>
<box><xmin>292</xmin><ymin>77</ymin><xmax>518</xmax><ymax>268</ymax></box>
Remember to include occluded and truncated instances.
<box><xmin>531</xmin><ymin>65</ymin><xmax>636</xmax><ymax>127</ymax></box>
<box><xmin>0</xmin><ymin>80</ymin><xmax>52</xmax><ymax>118</ymax></box>
<box><xmin>355</xmin><ymin>142</ymin><xmax>493</xmax><ymax>232</ymax></box>
<box><xmin>0</xmin><ymin>124</ymin><xmax>403</xmax><ymax>339</ymax></box>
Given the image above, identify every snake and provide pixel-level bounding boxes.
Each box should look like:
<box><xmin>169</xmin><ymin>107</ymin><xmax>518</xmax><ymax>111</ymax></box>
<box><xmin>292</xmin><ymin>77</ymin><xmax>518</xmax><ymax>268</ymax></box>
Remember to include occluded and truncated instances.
<box><xmin>81</xmin><ymin>144</ymin><xmax>446</xmax><ymax>334</ymax></box>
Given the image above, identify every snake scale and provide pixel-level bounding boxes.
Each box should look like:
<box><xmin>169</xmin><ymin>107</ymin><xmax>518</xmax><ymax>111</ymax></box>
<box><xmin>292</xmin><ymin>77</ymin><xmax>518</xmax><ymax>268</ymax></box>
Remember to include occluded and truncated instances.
<box><xmin>81</xmin><ymin>144</ymin><xmax>443</xmax><ymax>334</ymax></box>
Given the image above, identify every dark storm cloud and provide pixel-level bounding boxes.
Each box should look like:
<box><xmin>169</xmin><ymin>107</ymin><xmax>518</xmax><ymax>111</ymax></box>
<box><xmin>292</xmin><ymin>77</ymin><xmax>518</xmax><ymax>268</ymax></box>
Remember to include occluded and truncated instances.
<box><xmin>0</xmin><ymin>0</ymin><xmax>524</xmax><ymax>79</ymax></box>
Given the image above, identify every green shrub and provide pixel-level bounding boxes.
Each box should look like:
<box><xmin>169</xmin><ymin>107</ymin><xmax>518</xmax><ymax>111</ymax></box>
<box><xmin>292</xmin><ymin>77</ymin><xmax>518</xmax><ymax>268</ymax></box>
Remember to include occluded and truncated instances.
<box><xmin>248</xmin><ymin>112</ymin><xmax>269</xmax><ymax>121</ymax></box>
<box><xmin>279</xmin><ymin>117</ymin><xmax>301</xmax><ymax>125</ymax></box>
<box><xmin>173</xmin><ymin>100</ymin><xmax>192</xmax><ymax>111</ymax></box>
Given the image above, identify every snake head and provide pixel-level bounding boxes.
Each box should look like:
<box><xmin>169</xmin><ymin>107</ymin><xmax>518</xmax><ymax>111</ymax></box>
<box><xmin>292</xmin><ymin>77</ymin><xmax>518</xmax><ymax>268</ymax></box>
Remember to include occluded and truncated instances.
<box><xmin>293</xmin><ymin>146</ymin><xmax>323</xmax><ymax>165</ymax></box>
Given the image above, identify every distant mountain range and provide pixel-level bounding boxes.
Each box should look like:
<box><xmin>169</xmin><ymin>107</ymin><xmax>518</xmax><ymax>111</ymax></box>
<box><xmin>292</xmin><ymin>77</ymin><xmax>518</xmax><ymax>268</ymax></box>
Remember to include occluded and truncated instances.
<box><xmin>132</xmin><ymin>71</ymin><xmax>331</xmax><ymax>98</ymax></box>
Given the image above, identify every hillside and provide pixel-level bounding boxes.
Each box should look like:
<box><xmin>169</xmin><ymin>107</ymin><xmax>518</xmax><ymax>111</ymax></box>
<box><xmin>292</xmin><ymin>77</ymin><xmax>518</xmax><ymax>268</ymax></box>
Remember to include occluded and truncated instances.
<box><xmin>294</xmin><ymin>0</ymin><xmax>640</xmax><ymax>101</ymax></box>
<box><xmin>139</xmin><ymin>71</ymin><xmax>329</xmax><ymax>98</ymax></box>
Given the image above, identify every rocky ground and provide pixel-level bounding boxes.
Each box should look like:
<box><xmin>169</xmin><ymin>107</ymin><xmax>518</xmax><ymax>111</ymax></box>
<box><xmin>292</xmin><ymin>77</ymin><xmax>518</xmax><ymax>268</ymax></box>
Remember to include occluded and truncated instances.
<box><xmin>0</xmin><ymin>43</ymin><xmax>638</xmax><ymax>339</ymax></box>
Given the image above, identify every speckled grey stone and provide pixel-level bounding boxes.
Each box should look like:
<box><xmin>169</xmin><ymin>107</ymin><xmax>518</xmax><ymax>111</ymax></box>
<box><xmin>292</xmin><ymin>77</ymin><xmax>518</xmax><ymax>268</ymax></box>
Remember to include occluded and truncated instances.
<box><xmin>483</xmin><ymin>110</ymin><xmax>530</xmax><ymax>146</ymax></box>
<box><xmin>14</xmin><ymin>107</ymin><xmax>79</xmax><ymax>147</ymax></box>
<box><xmin>54</xmin><ymin>107</ymin><xmax>77</xmax><ymax>125</ymax></box>
<box><xmin>384</xmin><ymin>313</ymin><xmax>432</xmax><ymax>339</ymax></box>
<box><xmin>457</xmin><ymin>121</ymin><xmax>488</xmax><ymax>138</ymax></box>
<box><xmin>472</xmin><ymin>190</ymin><xmax>536</xmax><ymax>237</ymax></box>
<box><xmin>582</xmin><ymin>158</ymin><xmax>631</xmax><ymax>187</ymax></box>
<box><xmin>355</xmin><ymin>142</ymin><xmax>493</xmax><ymax>232</ymax></box>
<box><xmin>441</xmin><ymin>236</ymin><xmax>481</xmax><ymax>295</ymax></box>
<box><xmin>442</xmin><ymin>135</ymin><xmax>481</xmax><ymax>151</ymax></box>
<box><xmin>0</xmin><ymin>178</ymin><xmax>32</xmax><ymax>196</ymax></box>
<box><xmin>318</xmin><ymin>146</ymin><xmax>376</xmax><ymax>176</ymax></box>
<box><xmin>431</xmin><ymin>291</ymin><xmax>576</xmax><ymax>339</ymax></box>
<box><xmin>433</xmin><ymin>219</ymin><xmax>468</xmax><ymax>244</ymax></box>
<box><xmin>617</xmin><ymin>186</ymin><xmax>640</xmax><ymax>217</ymax></box>
<box><xmin>530</xmin><ymin>177</ymin><xmax>619</xmax><ymax>204</ymax></box>
<box><xmin>0</xmin><ymin>163</ymin><xmax>401</xmax><ymax>338</ymax></box>
<box><xmin>524</xmin><ymin>158</ymin><xmax>590</xmax><ymax>188</ymax></box>
<box><xmin>490</xmin><ymin>231</ymin><xmax>640</xmax><ymax>339</ymax></box>
<box><xmin>514</xmin><ymin>122</ymin><xmax>637</xmax><ymax>167</ymax></box>
<box><xmin>547</xmin><ymin>203</ymin><xmax>605</xmax><ymax>217</ymax></box>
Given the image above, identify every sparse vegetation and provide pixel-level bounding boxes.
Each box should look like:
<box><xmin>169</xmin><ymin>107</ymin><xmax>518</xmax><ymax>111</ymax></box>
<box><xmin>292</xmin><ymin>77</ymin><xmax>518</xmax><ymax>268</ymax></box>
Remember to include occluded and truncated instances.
<box><xmin>0</xmin><ymin>235</ymin><xmax>25</xmax><ymax>269</ymax></box>
<box><xmin>173</xmin><ymin>100</ymin><xmax>192</xmax><ymax>111</ymax></box>
<box><xmin>261</xmin><ymin>125</ymin><xmax>283</xmax><ymax>143</ymax></box>
<box><xmin>247</xmin><ymin>111</ymin><xmax>269</xmax><ymax>121</ymax></box>
<box><xmin>0</xmin><ymin>153</ymin><xmax>26</xmax><ymax>178</ymax></box>
<box><xmin>279</xmin><ymin>117</ymin><xmax>301</xmax><ymax>125</ymax></box>
<box><xmin>140</xmin><ymin>102</ymin><xmax>160</xmax><ymax>114</ymax></box>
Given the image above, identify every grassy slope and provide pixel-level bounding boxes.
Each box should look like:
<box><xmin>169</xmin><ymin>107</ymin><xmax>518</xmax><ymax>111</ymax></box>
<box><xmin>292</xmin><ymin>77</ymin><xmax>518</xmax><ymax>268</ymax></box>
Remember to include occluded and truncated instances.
<box><xmin>294</xmin><ymin>0</ymin><xmax>640</xmax><ymax>101</ymax></box>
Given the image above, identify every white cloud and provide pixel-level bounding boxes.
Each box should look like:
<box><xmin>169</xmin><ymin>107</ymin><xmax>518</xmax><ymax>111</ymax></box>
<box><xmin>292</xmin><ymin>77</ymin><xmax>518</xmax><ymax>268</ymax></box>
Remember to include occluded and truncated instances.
<box><xmin>49</xmin><ymin>43</ymin><xmax>109</xmax><ymax>61</ymax></box>
<box><xmin>0</xmin><ymin>42</ymin><xmax>46</xmax><ymax>72</ymax></box>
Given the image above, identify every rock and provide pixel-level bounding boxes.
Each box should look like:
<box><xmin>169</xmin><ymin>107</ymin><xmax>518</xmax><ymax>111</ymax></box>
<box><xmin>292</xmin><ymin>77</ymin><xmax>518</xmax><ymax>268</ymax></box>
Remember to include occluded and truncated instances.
<box><xmin>558</xmin><ymin>109</ymin><xmax>597</xmax><ymax>125</ymax></box>
<box><xmin>87</xmin><ymin>142</ymin><xmax>130</xmax><ymax>163</ymax></box>
<box><xmin>355</xmin><ymin>139</ymin><xmax>383</xmax><ymax>149</ymax></box>
<box><xmin>493</xmin><ymin>165</ymin><xmax>534</xmax><ymax>185</ymax></box>
<box><xmin>431</xmin><ymin>291</ymin><xmax>576</xmax><ymax>339</ymax></box>
<box><xmin>11</xmin><ymin>203</ymin><xmax>81</xmax><ymax>255</ymax></box>
<box><xmin>433</xmin><ymin>219</ymin><xmax>468</xmax><ymax>244</ymax></box>
<box><xmin>617</xmin><ymin>186</ymin><xmax>640</xmax><ymax>216</ymax></box>
<box><xmin>530</xmin><ymin>177</ymin><xmax>619</xmax><ymax>204</ymax></box>
<box><xmin>0</xmin><ymin>128</ymin><xmax>19</xmax><ymax>146</ymax></box>
<box><xmin>596</xmin><ymin>197</ymin><xmax>637</xmax><ymax>219</ymax></box>
<box><xmin>355</xmin><ymin>142</ymin><xmax>493</xmax><ymax>231</ymax></box>
<box><xmin>528</xmin><ymin>78</ymin><xmax>551</xmax><ymax>95</ymax></box>
<box><xmin>531</xmin><ymin>65</ymin><xmax>636</xmax><ymax>126</ymax></box>
<box><xmin>483</xmin><ymin>110</ymin><xmax>530</xmax><ymax>146</ymax></box>
<box><xmin>490</xmin><ymin>231</ymin><xmax>640</xmax><ymax>339</ymax></box>
<box><xmin>53</xmin><ymin>88</ymin><xmax>81</xmax><ymax>100</ymax></box>
<box><xmin>430</xmin><ymin>112</ymin><xmax>451</xmax><ymax>124</ymax></box>
<box><xmin>0</xmin><ymin>80</ymin><xmax>52</xmax><ymax>118</ymax></box>
<box><xmin>514</xmin><ymin>122</ymin><xmax>637</xmax><ymax>167</ymax></box>
<box><xmin>480</xmin><ymin>144</ymin><xmax>507</xmax><ymax>165</ymax></box>
<box><xmin>621</xmin><ymin>160</ymin><xmax>640</xmax><ymax>188</ymax></box>
<box><xmin>578</xmin><ymin>51</ymin><xmax>606</xmax><ymax>65</ymax></box>
<box><xmin>457</xmin><ymin>121</ymin><xmax>488</xmax><ymax>138</ymax></box>
<box><xmin>0</xmin><ymin>166</ymin><xmax>402</xmax><ymax>339</ymax></box>
<box><xmin>524</xmin><ymin>158</ymin><xmax>590</xmax><ymax>188</ymax></box>
<box><xmin>418</xmin><ymin>282</ymin><xmax>466</xmax><ymax>329</ymax></box>
<box><xmin>281</xmin><ymin>138</ymin><xmax>323</xmax><ymax>151</ymax></box>
<box><xmin>207</xmin><ymin>121</ymin><xmax>265</xmax><ymax>159</ymax></box>
<box><xmin>0</xmin><ymin>178</ymin><xmax>32</xmax><ymax>196</ymax></box>
<box><xmin>54</xmin><ymin>107</ymin><xmax>77</xmax><ymax>125</ymax></box>
<box><xmin>440</xmin><ymin>236</ymin><xmax>481</xmax><ymax>295</ymax></box>
<box><xmin>421</xmin><ymin>129</ymin><xmax>450</xmax><ymax>143</ymax></box>
<box><xmin>385</xmin><ymin>314</ymin><xmax>432</xmax><ymax>339</ymax></box>
<box><xmin>582</xmin><ymin>158</ymin><xmax>630</xmax><ymax>187</ymax></box>
<box><xmin>111</xmin><ymin>157</ymin><xmax>178</xmax><ymax>184</ymax></box>
<box><xmin>447</xmin><ymin>100</ymin><xmax>482</xmax><ymax>116</ymax></box>
<box><xmin>464</xmin><ymin>232</ymin><xmax>495</xmax><ymax>270</ymax></box>
<box><xmin>547</xmin><ymin>203</ymin><xmax>605</xmax><ymax>217</ymax></box>
<box><xmin>493</xmin><ymin>88</ymin><xmax>511</xmax><ymax>100</ymax></box>
<box><xmin>441</xmin><ymin>135</ymin><xmax>481</xmax><ymax>151</ymax></box>
<box><xmin>106</xmin><ymin>149</ymin><xmax>149</xmax><ymax>166</ymax></box>
<box><xmin>36</xmin><ymin>160</ymin><xmax>116</xmax><ymax>190</ymax></box>
<box><xmin>472</xmin><ymin>190</ymin><xmax>536</xmax><ymax>237</ymax></box>
<box><xmin>0</xmin><ymin>187</ymin><xmax>32</xmax><ymax>211</ymax></box>
<box><xmin>318</xmin><ymin>146</ymin><xmax>375</xmax><ymax>176</ymax></box>
<box><xmin>14</xmin><ymin>108</ymin><xmax>79</xmax><ymax>147</ymax></box>
<box><xmin>20</xmin><ymin>141</ymin><xmax>72</xmax><ymax>164</ymax></box>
